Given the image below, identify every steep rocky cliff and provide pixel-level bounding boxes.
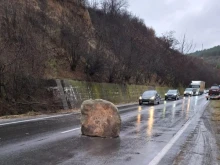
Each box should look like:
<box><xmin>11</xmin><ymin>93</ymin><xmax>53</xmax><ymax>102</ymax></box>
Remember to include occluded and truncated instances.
<box><xmin>0</xmin><ymin>0</ymin><xmax>95</xmax><ymax>80</ymax></box>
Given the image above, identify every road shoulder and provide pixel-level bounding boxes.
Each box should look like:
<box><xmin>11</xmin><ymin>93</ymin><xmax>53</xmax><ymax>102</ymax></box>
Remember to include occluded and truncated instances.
<box><xmin>208</xmin><ymin>101</ymin><xmax>220</xmax><ymax>162</ymax></box>
<box><xmin>173</xmin><ymin>101</ymin><xmax>220</xmax><ymax>165</ymax></box>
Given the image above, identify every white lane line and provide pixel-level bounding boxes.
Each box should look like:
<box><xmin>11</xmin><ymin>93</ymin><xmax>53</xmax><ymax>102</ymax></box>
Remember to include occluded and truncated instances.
<box><xmin>148</xmin><ymin>119</ymin><xmax>191</xmax><ymax>165</ymax></box>
<box><xmin>0</xmin><ymin>113</ymin><xmax>73</xmax><ymax>126</ymax></box>
<box><xmin>61</xmin><ymin>128</ymin><xmax>80</xmax><ymax>134</ymax></box>
<box><xmin>0</xmin><ymin>104</ymin><xmax>137</xmax><ymax>127</ymax></box>
<box><xmin>148</xmin><ymin>100</ymin><xmax>209</xmax><ymax>165</ymax></box>
<box><xmin>0</xmin><ymin>100</ymin><xmax>176</xmax><ymax>127</ymax></box>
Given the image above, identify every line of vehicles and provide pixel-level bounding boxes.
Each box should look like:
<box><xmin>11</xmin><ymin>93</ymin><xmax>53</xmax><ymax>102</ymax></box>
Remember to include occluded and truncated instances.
<box><xmin>183</xmin><ymin>81</ymin><xmax>205</xmax><ymax>96</ymax></box>
<box><xmin>139</xmin><ymin>80</ymin><xmax>206</xmax><ymax>105</ymax></box>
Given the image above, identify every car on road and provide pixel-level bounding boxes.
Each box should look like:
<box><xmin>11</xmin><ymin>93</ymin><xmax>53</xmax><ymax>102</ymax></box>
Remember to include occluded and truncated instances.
<box><xmin>139</xmin><ymin>90</ymin><xmax>161</xmax><ymax>105</ymax></box>
<box><xmin>184</xmin><ymin>88</ymin><xmax>193</xmax><ymax>96</ymax></box>
<box><xmin>165</xmin><ymin>89</ymin><xmax>180</xmax><ymax>100</ymax></box>
<box><xmin>206</xmin><ymin>85</ymin><xmax>220</xmax><ymax>100</ymax></box>
<box><xmin>204</xmin><ymin>89</ymin><xmax>209</xmax><ymax>94</ymax></box>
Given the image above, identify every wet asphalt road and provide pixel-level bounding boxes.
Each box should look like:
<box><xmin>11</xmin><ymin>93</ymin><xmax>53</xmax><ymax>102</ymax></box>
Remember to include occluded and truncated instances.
<box><xmin>0</xmin><ymin>96</ymin><xmax>210</xmax><ymax>165</ymax></box>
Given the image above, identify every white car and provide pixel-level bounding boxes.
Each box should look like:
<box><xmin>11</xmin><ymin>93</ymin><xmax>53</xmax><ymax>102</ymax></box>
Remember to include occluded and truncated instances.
<box><xmin>184</xmin><ymin>88</ymin><xmax>193</xmax><ymax>96</ymax></box>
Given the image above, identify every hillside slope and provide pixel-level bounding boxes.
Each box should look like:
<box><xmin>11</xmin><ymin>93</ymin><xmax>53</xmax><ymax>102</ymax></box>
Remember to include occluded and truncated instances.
<box><xmin>0</xmin><ymin>0</ymin><xmax>97</xmax><ymax>114</ymax></box>
<box><xmin>0</xmin><ymin>0</ymin><xmax>94</xmax><ymax>80</ymax></box>
<box><xmin>190</xmin><ymin>45</ymin><xmax>220</xmax><ymax>68</ymax></box>
<box><xmin>0</xmin><ymin>0</ymin><xmax>220</xmax><ymax>115</ymax></box>
<box><xmin>190</xmin><ymin>45</ymin><xmax>220</xmax><ymax>57</ymax></box>
<box><xmin>88</xmin><ymin>6</ymin><xmax>220</xmax><ymax>86</ymax></box>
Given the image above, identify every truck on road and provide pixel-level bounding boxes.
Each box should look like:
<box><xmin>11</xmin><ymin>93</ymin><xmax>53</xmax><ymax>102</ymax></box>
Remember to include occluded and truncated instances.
<box><xmin>189</xmin><ymin>81</ymin><xmax>205</xmax><ymax>95</ymax></box>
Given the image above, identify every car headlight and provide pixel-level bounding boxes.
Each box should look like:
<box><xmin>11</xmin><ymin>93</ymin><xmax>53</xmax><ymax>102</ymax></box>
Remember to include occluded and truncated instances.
<box><xmin>165</xmin><ymin>93</ymin><xmax>167</xmax><ymax>96</ymax></box>
<box><xmin>139</xmin><ymin>96</ymin><xmax>142</xmax><ymax>99</ymax></box>
<box><xmin>150</xmin><ymin>96</ymin><xmax>155</xmax><ymax>100</ymax></box>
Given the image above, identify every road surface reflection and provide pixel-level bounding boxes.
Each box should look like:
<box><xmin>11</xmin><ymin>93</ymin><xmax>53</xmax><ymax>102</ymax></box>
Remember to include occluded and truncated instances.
<box><xmin>186</xmin><ymin>97</ymin><xmax>191</xmax><ymax>119</ymax></box>
<box><xmin>147</xmin><ymin>106</ymin><xmax>155</xmax><ymax>137</ymax></box>
<box><xmin>136</xmin><ymin>106</ymin><xmax>142</xmax><ymax>133</ymax></box>
<box><xmin>163</xmin><ymin>101</ymin><xmax>167</xmax><ymax>118</ymax></box>
<box><xmin>172</xmin><ymin>102</ymin><xmax>177</xmax><ymax>120</ymax></box>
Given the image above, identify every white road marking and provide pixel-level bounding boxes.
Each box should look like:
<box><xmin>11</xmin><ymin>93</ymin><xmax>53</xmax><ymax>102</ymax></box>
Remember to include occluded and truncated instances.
<box><xmin>148</xmin><ymin>100</ymin><xmax>209</xmax><ymax>165</ymax></box>
<box><xmin>61</xmin><ymin>128</ymin><xmax>80</xmax><ymax>134</ymax></box>
<box><xmin>0</xmin><ymin>104</ymin><xmax>137</xmax><ymax>127</ymax></box>
<box><xmin>148</xmin><ymin>119</ymin><xmax>191</xmax><ymax>165</ymax></box>
<box><xmin>0</xmin><ymin>100</ymin><xmax>176</xmax><ymax>127</ymax></box>
<box><xmin>0</xmin><ymin>113</ymin><xmax>73</xmax><ymax>126</ymax></box>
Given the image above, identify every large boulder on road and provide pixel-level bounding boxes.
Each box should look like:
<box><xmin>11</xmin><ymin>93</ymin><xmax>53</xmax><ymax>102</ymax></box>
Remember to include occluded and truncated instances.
<box><xmin>81</xmin><ymin>99</ymin><xmax>121</xmax><ymax>138</ymax></box>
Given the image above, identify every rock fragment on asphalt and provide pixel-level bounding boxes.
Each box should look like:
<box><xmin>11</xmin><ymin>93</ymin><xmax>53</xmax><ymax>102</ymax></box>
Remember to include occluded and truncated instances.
<box><xmin>81</xmin><ymin>99</ymin><xmax>121</xmax><ymax>138</ymax></box>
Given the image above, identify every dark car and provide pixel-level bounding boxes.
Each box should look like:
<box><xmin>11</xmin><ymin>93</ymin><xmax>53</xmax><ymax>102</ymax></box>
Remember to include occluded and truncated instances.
<box><xmin>139</xmin><ymin>90</ymin><xmax>161</xmax><ymax>105</ymax></box>
<box><xmin>165</xmin><ymin>89</ymin><xmax>180</xmax><ymax>100</ymax></box>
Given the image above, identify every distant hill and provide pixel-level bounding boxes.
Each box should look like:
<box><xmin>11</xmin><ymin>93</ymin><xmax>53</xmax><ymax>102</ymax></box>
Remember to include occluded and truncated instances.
<box><xmin>189</xmin><ymin>45</ymin><xmax>220</xmax><ymax>69</ymax></box>
<box><xmin>189</xmin><ymin>45</ymin><xmax>220</xmax><ymax>57</ymax></box>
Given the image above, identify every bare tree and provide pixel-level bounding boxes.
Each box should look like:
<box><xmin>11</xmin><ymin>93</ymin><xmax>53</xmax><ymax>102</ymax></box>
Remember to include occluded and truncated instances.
<box><xmin>60</xmin><ymin>11</ymin><xmax>87</xmax><ymax>71</ymax></box>
<box><xmin>87</xmin><ymin>0</ymin><xmax>100</xmax><ymax>9</ymax></box>
<box><xmin>101</xmin><ymin>0</ymin><xmax>128</xmax><ymax>15</ymax></box>
<box><xmin>179</xmin><ymin>33</ymin><xmax>196</xmax><ymax>54</ymax></box>
<box><xmin>160</xmin><ymin>31</ymin><xmax>179</xmax><ymax>50</ymax></box>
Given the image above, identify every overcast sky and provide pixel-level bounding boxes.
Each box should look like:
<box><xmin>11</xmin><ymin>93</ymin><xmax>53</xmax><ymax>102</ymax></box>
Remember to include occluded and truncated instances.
<box><xmin>127</xmin><ymin>0</ymin><xmax>220</xmax><ymax>51</ymax></box>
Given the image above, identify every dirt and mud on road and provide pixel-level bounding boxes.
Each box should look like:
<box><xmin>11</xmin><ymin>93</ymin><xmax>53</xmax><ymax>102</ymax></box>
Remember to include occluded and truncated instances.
<box><xmin>173</xmin><ymin>101</ymin><xmax>220</xmax><ymax>165</ymax></box>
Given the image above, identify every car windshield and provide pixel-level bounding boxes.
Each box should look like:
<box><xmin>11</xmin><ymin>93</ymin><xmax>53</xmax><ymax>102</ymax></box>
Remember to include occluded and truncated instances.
<box><xmin>142</xmin><ymin>91</ymin><xmax>156</xmax><ymax>97</ymax></box>
<box><xmin>211</xmin><ymin>86</ymin><xmax>219</xmax><ymax>89</ymax></box>
<box><xmin>185</xmin><ymin>88</ymin><xmax>193</xmax><ymax>91</ymax></box>
<box><xmin>167</xmin><ymin>90</ymin><xmax>177</xmax><ymax>94</ymax></box>
<box><xmin>190</xmin><ymin>85</ymin><xmax>200</xmax><ymax>88</ymax></box>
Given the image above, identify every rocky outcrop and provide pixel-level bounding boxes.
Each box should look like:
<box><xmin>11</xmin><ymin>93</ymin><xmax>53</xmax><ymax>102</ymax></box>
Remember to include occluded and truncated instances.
<box><xmin>81</xmin><ymin>99</ymin><xmax>121</xmax><ymax>138</ymax></box>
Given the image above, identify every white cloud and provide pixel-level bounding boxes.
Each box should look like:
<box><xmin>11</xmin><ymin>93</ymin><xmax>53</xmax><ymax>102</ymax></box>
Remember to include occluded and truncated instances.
<box><xmin>127</xmin><ymin>0</ymin><xmax>220</xmax><ymax>50</ymax></box>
